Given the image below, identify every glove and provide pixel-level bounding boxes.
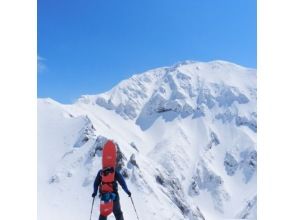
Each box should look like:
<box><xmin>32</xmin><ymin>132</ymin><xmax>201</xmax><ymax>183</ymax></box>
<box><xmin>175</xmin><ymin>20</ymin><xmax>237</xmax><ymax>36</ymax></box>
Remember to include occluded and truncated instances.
<box><xmin>127</xmin><ymin>191</ymin><xmax>131</xmax><ymax>197</ymax></box>
<box><xmin>92</xmin><ymin>192</ymin><xmax>97</xmax><ymax>198</ymax></box>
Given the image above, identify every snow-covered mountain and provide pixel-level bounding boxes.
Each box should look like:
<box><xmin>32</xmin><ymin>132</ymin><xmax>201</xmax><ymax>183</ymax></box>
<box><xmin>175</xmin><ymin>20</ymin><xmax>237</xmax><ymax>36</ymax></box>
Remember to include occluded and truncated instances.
<box><xmin>38</xmin><ymin>60</ymin><xmax>256</xmax><ymax>220</ymax></box>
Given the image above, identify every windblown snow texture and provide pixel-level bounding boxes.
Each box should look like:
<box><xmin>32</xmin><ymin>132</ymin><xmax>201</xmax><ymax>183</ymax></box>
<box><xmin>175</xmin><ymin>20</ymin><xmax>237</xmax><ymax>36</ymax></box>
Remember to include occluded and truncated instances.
<box><xmin>38</xmin><ymin>60</ymin><xmax>256</xmax><ymax>220</ymax></box>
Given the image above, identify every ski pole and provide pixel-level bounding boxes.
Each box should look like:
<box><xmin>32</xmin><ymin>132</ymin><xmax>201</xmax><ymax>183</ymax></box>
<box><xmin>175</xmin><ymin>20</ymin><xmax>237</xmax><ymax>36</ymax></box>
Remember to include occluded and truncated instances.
<box><xmin>130</xmin><ymin>196</ymin><xmax>140</xmax><ymax>220</ymax></box>
<box><xmin>89</xmin><ymin>197</ymin><xmax>95</xmax><ymax>220</ymax></box>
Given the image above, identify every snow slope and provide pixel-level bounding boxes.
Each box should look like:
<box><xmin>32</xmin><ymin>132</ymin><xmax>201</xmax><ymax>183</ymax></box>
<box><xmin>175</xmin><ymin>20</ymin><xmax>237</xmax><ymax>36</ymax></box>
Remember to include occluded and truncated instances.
<box><xmin>38</xmin><ymin>60</ymin><xmax>256</xmax><ymax>220</ymax></box>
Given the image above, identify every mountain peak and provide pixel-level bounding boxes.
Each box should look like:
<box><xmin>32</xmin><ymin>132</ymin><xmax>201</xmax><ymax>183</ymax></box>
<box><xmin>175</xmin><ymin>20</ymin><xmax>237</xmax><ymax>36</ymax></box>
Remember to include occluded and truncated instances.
<box><xmin>77</xmin><ymin>60</ymin><xmax>256</xmax><ymax>126</ymax></box>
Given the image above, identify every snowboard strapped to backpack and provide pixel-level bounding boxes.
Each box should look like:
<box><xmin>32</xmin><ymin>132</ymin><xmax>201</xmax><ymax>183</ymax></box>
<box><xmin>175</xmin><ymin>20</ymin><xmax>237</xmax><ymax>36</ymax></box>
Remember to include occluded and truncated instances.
<box><xmin>99</xmin><ymin>140</ymin><xmax>117</xmax><ymax>217</ymax></box>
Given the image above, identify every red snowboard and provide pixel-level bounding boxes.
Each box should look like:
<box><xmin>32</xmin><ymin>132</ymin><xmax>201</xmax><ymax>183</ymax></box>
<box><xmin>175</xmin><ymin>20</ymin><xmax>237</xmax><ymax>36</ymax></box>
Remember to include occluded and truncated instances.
<box><xmin>100</xmin><ymin>140</ymin><xmax>117</xmax><ymax>217</ymax></box>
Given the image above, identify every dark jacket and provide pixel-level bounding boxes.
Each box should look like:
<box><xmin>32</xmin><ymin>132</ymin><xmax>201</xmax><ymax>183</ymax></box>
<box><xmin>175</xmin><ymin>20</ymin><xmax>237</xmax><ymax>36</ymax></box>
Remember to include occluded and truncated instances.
<box><xmin>93</xmin><ymin>169</ymin><xmax>130</xmax><ymax>195</ymax></box>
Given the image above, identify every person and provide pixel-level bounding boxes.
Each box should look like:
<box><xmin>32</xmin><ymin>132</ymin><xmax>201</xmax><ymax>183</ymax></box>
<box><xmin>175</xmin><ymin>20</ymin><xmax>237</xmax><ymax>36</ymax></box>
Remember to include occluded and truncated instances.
<box><xmin>92</xmin><ymin>168</ymin><xmax>131</xmax><ymax>220</ymax></box>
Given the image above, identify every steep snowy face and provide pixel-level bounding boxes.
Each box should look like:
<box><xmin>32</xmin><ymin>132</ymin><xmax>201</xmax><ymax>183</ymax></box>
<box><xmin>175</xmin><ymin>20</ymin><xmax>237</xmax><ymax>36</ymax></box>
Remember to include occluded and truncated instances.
<box><xmin>78</xmin><ymin>60</ymin><xmax>256</xmax><ymax>132</ymax></box>
<box><xmin>78</xmin><ymin>67</ymin><xmax>167</xmax><ymax>120</ymax></box>
<box><xmin>38</xmin><ymin>60</ymin><xmax>257</xmax><ymax>220</ymax></box>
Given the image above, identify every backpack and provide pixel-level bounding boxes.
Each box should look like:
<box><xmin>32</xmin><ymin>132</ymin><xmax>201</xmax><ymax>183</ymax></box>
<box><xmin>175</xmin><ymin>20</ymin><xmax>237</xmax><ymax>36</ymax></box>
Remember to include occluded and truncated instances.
<box><xmin>99</xmin><ymin>167</ymin><xmax>115</xmax><ymax>193</ymax></box>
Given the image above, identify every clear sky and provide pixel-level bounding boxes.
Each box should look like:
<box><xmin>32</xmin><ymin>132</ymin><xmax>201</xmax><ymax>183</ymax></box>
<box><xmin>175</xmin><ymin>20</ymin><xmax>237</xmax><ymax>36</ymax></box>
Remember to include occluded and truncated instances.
<box><xmin>38</xmin><ymin>0</ymin><xmax>256</xmax><ymax>104</ymax></box>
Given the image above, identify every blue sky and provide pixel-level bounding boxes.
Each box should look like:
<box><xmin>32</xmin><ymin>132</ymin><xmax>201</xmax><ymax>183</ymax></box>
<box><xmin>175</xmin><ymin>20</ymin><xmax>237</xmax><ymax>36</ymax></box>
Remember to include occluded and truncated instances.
<box><xmin>38</xmin><ymin>0</ymin><xmax>256</xmax><ymax>104</ymax></box>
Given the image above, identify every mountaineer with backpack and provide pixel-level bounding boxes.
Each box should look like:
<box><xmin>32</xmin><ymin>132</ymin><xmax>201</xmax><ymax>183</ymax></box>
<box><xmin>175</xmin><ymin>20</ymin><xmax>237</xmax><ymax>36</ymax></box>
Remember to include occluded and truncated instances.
<box><xmin>91</xmin><ymin>140</ymin><xmax>131</xmax><ymax>220</ymax></box>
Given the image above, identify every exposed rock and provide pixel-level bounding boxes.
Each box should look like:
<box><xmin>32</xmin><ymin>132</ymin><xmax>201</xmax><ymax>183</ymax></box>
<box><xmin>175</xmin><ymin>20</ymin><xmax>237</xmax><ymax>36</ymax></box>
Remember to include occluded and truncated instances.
<box><xmin>206</xmin><ymin>131</ymin><xmax>220</xmax><ymax>150</ymax></box>
<box><xmin>216</xmin><ymin>87</ymin><xmax>249</xmax><ymax>107</ymax></box>
<box><xmin>224</xmin><ymin>152</ymin><xmax>239</xmax><ymax>176</ymax></box>
<box><xmin>116</xmin><ymin>144</ymin><xmax>127</xmax><ymax>171</ymax></box>
<box><xmin>190</xmin><ymin>161</ymin><xmax>229</xmax><ymax>212</ymax></box>
<box><xmin>240</xmin><ymin>150</ymin><xmax>257</xmax><ymax>183</ymax></box>
<box><xmin>73</xmin><ymin>117</ymin><xmax>96</xmax><ymax>148</ymax></box>
<box><xmin>155</xmin><ymin>174</ymin><xmax>165</xmax><ymax>186</ymax></box>
<box><xmin>49</xmin><ymin>175</ymin><xmax>60</xmax><ymax>184</ymax></box>
<box><xmin>236</xmin><ymin>116</ymin><xmax>257</xmax><ymax>132</ymax></box>
<box><xmin>128</xmin><ymin>153</ymin><xmax>139</xmax><ymax>169</ymax></box>
<box><xmin>130</xmin><ymin>142</ymin><xmax>139</xmax><ymax>152</ymax></box>
<box><xmin>236</xmin><ymin>195</ymin><xmax>257</xmax><ymax>219</ymax></box>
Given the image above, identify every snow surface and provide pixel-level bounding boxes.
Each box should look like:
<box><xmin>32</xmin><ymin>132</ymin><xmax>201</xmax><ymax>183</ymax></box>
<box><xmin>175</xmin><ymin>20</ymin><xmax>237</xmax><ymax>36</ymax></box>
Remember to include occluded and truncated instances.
<box><xmin>38</xmin><ymin>60</ymin><xmax>256</xmax><ymax>220</ymax></box>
